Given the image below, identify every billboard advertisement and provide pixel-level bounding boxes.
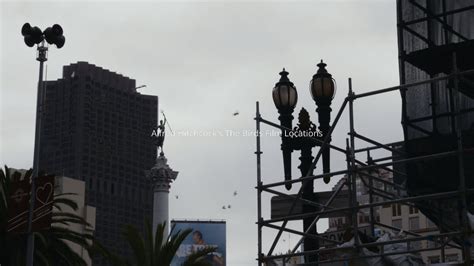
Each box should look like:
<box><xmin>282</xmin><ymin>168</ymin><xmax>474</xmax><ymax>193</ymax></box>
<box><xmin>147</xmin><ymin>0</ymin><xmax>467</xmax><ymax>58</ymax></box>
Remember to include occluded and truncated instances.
<box><xmin>171</xmin><ymin>220</ymin><xmax>226</xmax><ymax>266</ymax></box>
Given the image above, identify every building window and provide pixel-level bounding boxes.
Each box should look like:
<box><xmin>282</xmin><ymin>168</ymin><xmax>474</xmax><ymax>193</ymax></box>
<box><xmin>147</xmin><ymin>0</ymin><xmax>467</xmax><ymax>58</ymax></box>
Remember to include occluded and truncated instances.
<box><xmin>392</xmin><ymin>204</ymin><xmax>402</xmax><ymax>217</ymax></box>
<box><xmin>427</xmin><ymin>238</ymin><xmax>439</xmax><ymax>249</ymax></box>
<box><xmin>409</xmin><ymin>217</ymin><xmax>419</xmax><ymax>231</ymax></box>
<box><xmin>409</xmin><ymin>240</ymin><xmax>421</xmax><ymax>251</ymax></box>
<box><xmin>445</xmin><ymin>254</ymin><xmax>459</xmax><ymax>262</ymax></box>
<box><xmin>409</xmin><ymin>206</ymin><xmax>418</xmax><ymax>214</ymax></box>
<box><xmin>428</xmin><ymin>256</ymin><xmax>440</xmax><ymax>264</ymax></box>
<box><xmin>392</xmin><ymin>219</ymin><xmax>402</xmax><ymax>230</ymax></box>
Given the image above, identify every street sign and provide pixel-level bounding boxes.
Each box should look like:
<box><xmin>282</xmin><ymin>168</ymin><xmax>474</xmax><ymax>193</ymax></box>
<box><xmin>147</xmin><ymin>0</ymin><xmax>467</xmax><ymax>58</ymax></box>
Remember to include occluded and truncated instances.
<box><xmin>7</xmin><ymin>175</ymin><xmax>55</xmax><ymax>233</ymax></box>
<box><xmin>271</xmin><ymin>189</ymin><xmax>350</xmax><ymax>220</ymax></box>
<box><xmin>319</xmin><ymin>225</ymin><xmax>372</xmax><ymax>247</ymax></box>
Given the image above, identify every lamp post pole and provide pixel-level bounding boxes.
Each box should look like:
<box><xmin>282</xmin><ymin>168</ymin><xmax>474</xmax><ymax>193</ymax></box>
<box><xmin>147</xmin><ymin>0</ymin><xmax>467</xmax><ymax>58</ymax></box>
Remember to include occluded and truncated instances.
<box><xmin>273</xmin><ymin>69</ymin><xmax>297</xmax><ymax>190</ymax></box>
<box><xmin>272</xmin><ymin>61</ymin><xmax>335</xmax><ymax>265</ymax></box>
<box><xmin>21</xmin><ymin>23</ymin><xmax>65</xmax><ymax>266</ymax></box>
<box><xmin>25</xmin><ymin>41</ymin><xmax>48</xmax><ymax>266</ymax></box>
<box><xmin>280</xmin><ymin>110</ymin><xmax>294</xmax><ymax>190</ymax></box>
<box><xmin>317</xmin><ymin>103</ymin><xmax>331</xmax><ymax>181</ymax></box>
<box><xmin>297</xmin><ymin>109</ymin><xmax>318</xmax><ymax>263</ymax></box>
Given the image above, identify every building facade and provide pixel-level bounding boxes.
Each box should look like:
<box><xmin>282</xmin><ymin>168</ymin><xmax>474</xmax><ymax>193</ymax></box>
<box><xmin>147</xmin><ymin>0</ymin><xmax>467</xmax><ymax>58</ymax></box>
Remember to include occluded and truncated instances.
<box><xmin>326</xmin><ymin>169</ymin><xmax>391</xmax><ymax>236</ymax></box>
<box><xmin>38</xmin><ymin>62</ymin><xmax>158</xmax><ymax>265</ymax></box>
<box><xmin>379</xmin><ymin>203</ymin><xmax>462</xmax><ymax>264</ymax></box>
<box><xmin>323</xmin><ymin>169</ymin><xmax>462</xmax><ymax>264</ymax></box>
<box><xmin>54</xmin><ymin>176</ymin><xmax>96</xmax><ymax>265</ymax></box>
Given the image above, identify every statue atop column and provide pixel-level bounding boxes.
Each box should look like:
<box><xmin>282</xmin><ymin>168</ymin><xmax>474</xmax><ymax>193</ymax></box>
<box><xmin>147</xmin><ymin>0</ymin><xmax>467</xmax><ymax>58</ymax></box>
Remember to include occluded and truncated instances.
<box><xmin>153</xmin><ymin>111</ymin><xmax>173</xmax><ymax>156</ymax></box>
<box><xmin>155</xmin><ymin>119</ymin><xmax>166</xmax><ymax>155</ymax></box>
<box><xmin>147</xmin><ymin>111</ymin><xmax>178</xmax><ymax>234</ymax></box>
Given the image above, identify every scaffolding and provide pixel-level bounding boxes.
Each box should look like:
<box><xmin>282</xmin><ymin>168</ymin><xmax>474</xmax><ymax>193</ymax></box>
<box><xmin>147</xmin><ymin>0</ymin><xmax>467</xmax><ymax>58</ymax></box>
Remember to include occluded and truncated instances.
<box><xmin>255</xmin><ymin>1</ymin><xmax>474</xmax><ymax>265</ymax></box>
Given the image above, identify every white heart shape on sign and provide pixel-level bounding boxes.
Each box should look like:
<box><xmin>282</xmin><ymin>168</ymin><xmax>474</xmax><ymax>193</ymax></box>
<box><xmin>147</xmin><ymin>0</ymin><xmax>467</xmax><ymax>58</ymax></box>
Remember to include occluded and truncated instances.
<box><xmin>36</xmin><ymin>183</ymin><xmax>53</xmax><ymax>206</ymax></box>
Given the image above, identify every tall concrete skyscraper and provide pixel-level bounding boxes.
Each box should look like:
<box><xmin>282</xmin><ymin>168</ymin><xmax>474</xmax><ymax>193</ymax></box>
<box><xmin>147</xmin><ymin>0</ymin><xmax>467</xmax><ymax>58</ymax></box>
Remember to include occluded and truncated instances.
<box><xmin>38</xmin><ymin>62</ymin><xmax>158</xmax><ymax>265</ymax></box>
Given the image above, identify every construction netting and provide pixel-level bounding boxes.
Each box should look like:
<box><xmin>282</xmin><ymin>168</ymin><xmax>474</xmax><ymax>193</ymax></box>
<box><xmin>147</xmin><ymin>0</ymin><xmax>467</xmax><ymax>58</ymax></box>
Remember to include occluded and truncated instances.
<box><xmin>400</xmin><ymin>0</ymin><xmax>474</xmax><ymax>139</ymax></box>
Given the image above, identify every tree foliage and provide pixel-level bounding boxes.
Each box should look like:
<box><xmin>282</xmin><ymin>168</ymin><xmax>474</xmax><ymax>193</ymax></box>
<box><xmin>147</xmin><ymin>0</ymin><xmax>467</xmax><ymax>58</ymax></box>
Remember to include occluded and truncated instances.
<box><xmin>114</xmin><ymin>221</ymin><xmax>217</xmax><ymax>266</ymax></box>
<box><xmin>0</xmin><ymin>165</ymin><xmax>105</xmax><ymax>265</ymax></box>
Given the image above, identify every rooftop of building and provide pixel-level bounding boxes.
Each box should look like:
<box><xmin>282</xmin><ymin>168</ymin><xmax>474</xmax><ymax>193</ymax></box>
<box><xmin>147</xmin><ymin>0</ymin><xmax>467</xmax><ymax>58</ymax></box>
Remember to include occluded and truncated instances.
<box><xmin>62</xmin><ymin>61</ymin><xmax>137</xmax><ymax>92</ymax></box>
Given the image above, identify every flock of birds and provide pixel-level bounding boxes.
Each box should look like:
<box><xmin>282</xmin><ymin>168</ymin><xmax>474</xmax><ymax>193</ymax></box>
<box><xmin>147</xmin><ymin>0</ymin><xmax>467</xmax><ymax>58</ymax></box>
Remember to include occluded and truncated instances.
<box><xmin>221</xmin><ymin>191</ymin><xmax>238</xmax><ymax>210</ymax></box>
<box><xmin>171</xmin><ymin>111</ymin><xmax>240</xmax><ymax>211</ymax></box>
<box><xmin>173</xmin><ymin>191</ymin><xmax>238</xmax><ymax>211</ymax></box>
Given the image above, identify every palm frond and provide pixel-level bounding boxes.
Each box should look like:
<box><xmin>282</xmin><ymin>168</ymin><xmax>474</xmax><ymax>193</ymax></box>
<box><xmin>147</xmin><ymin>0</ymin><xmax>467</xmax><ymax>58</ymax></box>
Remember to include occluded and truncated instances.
<box><xmin>123</xmin><ymin>224</ymin><xmax>147</xmax><ymax>265</ymax></box>
<box><xmin>90</xmin><ymin>240</ymin><xmax>127</xmax><ymax>266</ymax></box>
<box><xmin>53</xmin><ymin>195</ymin><xmax>79</xmax><ymax>211</ymax></box>
<box><xmin>52</xmin><ymin>212</ymin><xmax>92</xmax><ymax>227</ymax></box>
<box><xmin>159</xmin><ymin>228</ymin><xmax>192</xmax><ymax>265</ymax></box>
<box><xmin>154</xmin><ymin>222</ymin><xmax>165</xmax><ymax>260</ymax></box>
<box><xmin>144</xmin><ymin>220</ymin><xmax>154</xmax><ymax>265</ymax></box>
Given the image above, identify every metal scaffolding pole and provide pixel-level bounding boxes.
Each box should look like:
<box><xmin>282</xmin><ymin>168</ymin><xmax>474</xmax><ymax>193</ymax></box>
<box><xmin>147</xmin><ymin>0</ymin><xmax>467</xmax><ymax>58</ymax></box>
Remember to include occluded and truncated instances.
<box><xmin>347</xmin><ymin>78</ymin><xmax>360</xmax><ymax>251</ymax></box>
<box><xmin>255</xmin><ymin>101</ymin><xmax>263</xmax><ymax>266</ymax></box>
<box><xmin>256</xmin><ymin>5</ymin><xmax>474</xmax><ymax>260</ymax></box>
<box><xmin>452</xmin><ymin>53</ymin><xmax>472</xmax><ymax>264</ymax></box>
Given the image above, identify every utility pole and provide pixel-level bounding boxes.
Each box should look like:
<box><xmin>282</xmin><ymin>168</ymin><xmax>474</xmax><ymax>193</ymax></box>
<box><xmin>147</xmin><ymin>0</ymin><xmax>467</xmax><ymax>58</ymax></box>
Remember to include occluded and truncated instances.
<box><xmin>21</xmin><ymin>22</ymin><xmax>65</xmax><ymax>266</ymax></box>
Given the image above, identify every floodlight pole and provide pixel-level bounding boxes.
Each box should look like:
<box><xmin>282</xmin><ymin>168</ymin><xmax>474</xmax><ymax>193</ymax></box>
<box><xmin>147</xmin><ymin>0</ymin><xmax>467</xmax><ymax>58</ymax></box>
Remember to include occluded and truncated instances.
<box><xmin>25</xmin><ymin>41</ymin><xmax>48</xmax><ymax>266</ymax></box>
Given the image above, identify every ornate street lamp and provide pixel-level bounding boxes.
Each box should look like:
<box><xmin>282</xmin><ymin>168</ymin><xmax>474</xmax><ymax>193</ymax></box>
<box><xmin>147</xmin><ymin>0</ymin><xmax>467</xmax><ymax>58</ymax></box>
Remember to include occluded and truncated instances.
<box><xmin>272</xmin><ymin>69</ymin><xmax>298</xmax><ymax>190</ymax></box>
<box><xmin>272</xmin><ymin>61</ymin><xmax>336</xmax><ymax>264</ymax></box>
<box><xmin>310</xmin><ymin>60</ymin><xmax>336</xmax><ymax>183</ymax></box>
<box><xmin>272</xmin><ymin>68</ymin><xmax>298</xmax><ymax>112</ymax></box>
<box><xmin>21</xmin><ymin>22</ymin><xmax>65</xmax><ymax>266</ymax></box>
<box><xmin>310</xmin><ymin>60</ymin><xmax>336</xmax><ymax>104</ymax></box>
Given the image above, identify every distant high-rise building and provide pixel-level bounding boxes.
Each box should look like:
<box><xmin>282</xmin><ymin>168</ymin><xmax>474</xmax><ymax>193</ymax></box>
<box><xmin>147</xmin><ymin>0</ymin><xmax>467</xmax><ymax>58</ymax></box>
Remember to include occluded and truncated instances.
<box><xmin>325</xmin><ymin>169</ymin><xmax>391</xmax><ymax>238</ymax></box>
<box><xmin>38</xmin><ymin>62</ymin><xmax>158</xmax><ymax>265</ymax></box>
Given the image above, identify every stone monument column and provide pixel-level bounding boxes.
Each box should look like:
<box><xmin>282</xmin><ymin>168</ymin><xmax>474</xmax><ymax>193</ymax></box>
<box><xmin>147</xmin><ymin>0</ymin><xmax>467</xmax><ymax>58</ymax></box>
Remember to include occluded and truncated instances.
<box><xmin>146</xmin><ymin>152</ymin><xmax>178</xmax><ymax>234</ymax></box>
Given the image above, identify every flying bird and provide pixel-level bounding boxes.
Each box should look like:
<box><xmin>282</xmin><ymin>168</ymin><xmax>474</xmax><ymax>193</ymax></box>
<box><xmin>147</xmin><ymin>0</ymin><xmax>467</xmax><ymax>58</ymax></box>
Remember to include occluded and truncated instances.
<box><xmin>175</xmin><ymin>195</ymin><xmax>179</xmax><ymax>199</ymax></box>
<box><xmin>222</xmin><ymin>206</ymin><xmax>226</xmax><ymax>210</ymax></box>
<box><xmin>233</xmin><ymin>191</ymin><xmax>238</xmax><ymax>196</ymax></box>
<box><xmin>233</xmin><ymin>111</ymin><xmax>239</xmax><ymax>116</ymax></box>
<box><xmin>228</xmin><ymin>205</ymin><xmax>231</xmax><ymax>209</ymax></box>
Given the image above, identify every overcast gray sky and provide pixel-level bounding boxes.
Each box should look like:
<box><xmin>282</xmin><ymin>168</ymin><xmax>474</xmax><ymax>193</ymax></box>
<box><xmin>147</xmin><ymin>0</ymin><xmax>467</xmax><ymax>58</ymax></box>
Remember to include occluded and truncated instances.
<box><xmin>1</xmin><ymin>1</ymin><xmax>401</xmax><ymax>265</ymax></box>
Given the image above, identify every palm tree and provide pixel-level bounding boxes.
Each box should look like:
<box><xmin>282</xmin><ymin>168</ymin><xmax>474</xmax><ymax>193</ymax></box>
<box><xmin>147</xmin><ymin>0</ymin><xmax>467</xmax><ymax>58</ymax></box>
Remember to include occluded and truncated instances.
<box><xmin>116</xmin><ymin>220</ymin><xmax>217</xmax><ymax>266</ymax></box>
<box><xmin>0</xmin><ymin>165</ymin><xmax>107</xmax><ymax>265</ymax></box>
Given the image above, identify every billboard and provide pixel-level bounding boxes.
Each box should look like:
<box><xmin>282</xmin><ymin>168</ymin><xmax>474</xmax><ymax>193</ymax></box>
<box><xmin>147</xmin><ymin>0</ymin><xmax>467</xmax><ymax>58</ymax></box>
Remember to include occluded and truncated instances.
<box><xmin>171</xmin><ymin>220</ymin><xmax>226</xmax><ymax>266</ymax></box>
